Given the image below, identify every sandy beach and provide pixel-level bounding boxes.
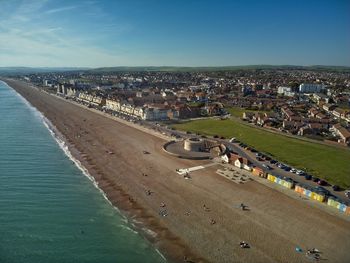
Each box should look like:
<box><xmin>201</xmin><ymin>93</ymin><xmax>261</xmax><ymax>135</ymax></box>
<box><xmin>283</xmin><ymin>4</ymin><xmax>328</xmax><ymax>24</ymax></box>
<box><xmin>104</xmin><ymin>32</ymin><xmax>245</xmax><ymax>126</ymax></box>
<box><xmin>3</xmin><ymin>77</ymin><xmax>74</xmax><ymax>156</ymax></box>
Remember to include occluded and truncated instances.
<box><xmin>5</xmin><ymin>79</ymin><xmax>350</xmax><ymax>263</ymax></box>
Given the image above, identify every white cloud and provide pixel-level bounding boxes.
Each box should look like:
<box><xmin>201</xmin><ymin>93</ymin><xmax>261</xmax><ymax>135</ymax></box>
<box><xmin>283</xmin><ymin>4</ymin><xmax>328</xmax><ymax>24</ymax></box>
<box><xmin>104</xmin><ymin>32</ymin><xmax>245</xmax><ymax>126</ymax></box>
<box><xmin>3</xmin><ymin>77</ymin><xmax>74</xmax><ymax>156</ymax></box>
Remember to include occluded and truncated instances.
<box><xmin>0</xmin><ymin>0</ymin><xmax>134</xmax><ymax>67</ymax></box>
<box><xmin>45</xmin><ymin>6</ymin><xmax>78</xmax><ymax>14</ymax></box>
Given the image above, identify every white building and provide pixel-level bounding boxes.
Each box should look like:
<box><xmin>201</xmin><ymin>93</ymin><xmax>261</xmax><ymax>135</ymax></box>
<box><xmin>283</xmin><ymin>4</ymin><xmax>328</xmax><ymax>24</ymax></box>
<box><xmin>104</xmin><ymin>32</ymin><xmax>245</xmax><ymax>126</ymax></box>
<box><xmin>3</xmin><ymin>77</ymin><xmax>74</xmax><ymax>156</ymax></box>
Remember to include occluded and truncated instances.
<box><xmin>299</xmin><ymin>83</ymin><xmax>324</xmax><ymax>93</ymax></box>
<box><xmin>277</xmin><ymin>86</ymin><xmax>295</xmax><ymax>96</ymax></box>
<box><xmin>142</xmin><ymin>106</ymin><xmax>170</xmax><ymax>121</ymax></box>
<box><xmin>106</xmin><ymin>99</ymin><xmax>121</xmax><ymax>111</ymax></box>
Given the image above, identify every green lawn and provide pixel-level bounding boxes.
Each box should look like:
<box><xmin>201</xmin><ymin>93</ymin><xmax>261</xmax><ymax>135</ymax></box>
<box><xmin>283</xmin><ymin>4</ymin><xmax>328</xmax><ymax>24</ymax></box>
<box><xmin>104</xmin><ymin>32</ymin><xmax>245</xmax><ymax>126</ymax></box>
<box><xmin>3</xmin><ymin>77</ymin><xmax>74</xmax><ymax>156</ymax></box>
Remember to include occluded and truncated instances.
<box><xmin>173</xmin><ymin>119</ymin><xmax>350</xmax><ymax>188</ymax></box>
<box><xmin>226</xmin><ymin>106</ymin><xmax>271</xmax><ymax>118</ymax></box>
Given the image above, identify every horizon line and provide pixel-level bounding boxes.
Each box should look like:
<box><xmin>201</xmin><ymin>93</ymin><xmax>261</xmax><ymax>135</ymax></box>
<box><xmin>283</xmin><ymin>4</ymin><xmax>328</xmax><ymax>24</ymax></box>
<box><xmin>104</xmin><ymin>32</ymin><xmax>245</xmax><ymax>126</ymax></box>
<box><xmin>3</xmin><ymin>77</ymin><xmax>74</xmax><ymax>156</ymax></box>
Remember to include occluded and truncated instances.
<box><xmin>1</xmin><ymin>64</ymin><xmax>350</xmax><ymax>69</ymax></box>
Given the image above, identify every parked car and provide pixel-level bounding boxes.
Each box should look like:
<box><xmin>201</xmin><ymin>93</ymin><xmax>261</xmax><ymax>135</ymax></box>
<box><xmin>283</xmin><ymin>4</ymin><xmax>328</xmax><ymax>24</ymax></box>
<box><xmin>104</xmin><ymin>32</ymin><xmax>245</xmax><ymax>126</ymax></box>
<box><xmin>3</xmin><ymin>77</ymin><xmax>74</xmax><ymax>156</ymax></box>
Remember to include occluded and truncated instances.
<box><xmin>262</xmin><ymin>164</ymin><xmax>273</xmax><ymax>170</ymax></box>
<box><xmin>304</xmin><ymin>174</ymin><xmax>312</xmax><ymax>180</ymax></box>
<box><xmin>296</xmin><ymin>170</ymin><xmax>304</xmax><ymax>175</ymax></box>
<box><xmin>270</xmin><ymin>160</ymin><xmax>277</xmax><ymax>164</ymax></box>
<box><xmin>317</xmin><ymin>180</ymin><xmax>327</xmax><ymax>186</ymax></box>
<box><xmin>312</xmin><ymin>176</ymin><xmax>320</xmax><ymax>182</ymax></box>
<box><xmin>290</xmin><ymin>168</ymin><xmax>297</xmax><ymax>173</ymax></box>
<box><xmin>332</xmin><ymin>185</ymin><xmax>340</xmax><ymax>191</ymax></box>
<box><xmin>283</xmin><ymin>166</ymin><xmax>291</xmax><ymax>172</ymax></box>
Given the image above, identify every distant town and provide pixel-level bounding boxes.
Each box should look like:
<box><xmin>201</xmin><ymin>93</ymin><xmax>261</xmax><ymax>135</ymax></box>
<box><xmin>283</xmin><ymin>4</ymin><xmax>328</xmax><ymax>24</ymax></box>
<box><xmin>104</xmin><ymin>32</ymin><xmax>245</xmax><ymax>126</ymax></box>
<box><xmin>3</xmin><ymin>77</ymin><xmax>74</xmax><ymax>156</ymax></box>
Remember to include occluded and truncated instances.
<box><xmin>14</xmin><ymin>67</ymin><xmax>350</xmax><ymax>146</ymax></box>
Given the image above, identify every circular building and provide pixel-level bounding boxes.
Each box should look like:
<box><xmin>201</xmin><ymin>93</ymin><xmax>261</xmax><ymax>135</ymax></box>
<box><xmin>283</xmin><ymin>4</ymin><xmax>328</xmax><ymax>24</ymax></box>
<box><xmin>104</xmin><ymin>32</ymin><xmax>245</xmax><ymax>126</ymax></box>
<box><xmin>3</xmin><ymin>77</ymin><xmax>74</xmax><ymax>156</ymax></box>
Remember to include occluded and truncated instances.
<box><xmin>184</xmin><ymin>138</ymin><xmax>205</xmax><ymax>152</ymax></box>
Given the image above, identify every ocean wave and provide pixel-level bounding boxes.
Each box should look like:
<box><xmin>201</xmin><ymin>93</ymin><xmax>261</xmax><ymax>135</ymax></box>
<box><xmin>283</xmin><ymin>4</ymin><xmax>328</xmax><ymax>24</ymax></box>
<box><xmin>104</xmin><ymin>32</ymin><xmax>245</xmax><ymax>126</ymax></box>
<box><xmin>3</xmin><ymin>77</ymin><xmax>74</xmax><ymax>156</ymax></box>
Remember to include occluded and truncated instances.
<box><xmin>142</xmin><ymin>227</ymin><xmax>158</xmax><ymax>238</ymax></box>
<box><xmin>6</xmin><ymin>83</ymin><xmax>167</xmax><ymax>262</ymax></box>
<box><xmin>119</xmin><ymin>224</ymin><xmax>139</xmax><ymax>235</ymax></box>
<box><xmin>156</xmin><ymin>248</ymin><xmax>167</xmax><ymax>262</ymax></box>
<box><xmin>41</xmin><ymin>110</ymin><xmax>167</xmax><ymax>262</ymax></box>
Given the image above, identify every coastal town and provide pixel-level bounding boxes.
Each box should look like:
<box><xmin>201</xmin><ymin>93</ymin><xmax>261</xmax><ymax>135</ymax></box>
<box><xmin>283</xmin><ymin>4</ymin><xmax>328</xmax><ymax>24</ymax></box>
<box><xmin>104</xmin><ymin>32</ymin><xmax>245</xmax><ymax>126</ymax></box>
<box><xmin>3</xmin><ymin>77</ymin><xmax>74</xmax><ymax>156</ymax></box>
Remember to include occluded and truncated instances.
<box><xmin>2</xmin><ymin>1</ymin><xmax>350</xmax><ymax>263</ymax></box>
<box><xmin>9</xmin><ymin>67</ymin><xmax>350</xmax><ymax>207</ymax></box>
<box><xmin>4</xmin><ymin>71</ymin><xmax>350</xmax><ymax>263</ymax></box>
<box><xmin>19</xmin><ymin>68</ymin><xmax>350</xmax><ymax>145</ymax></box>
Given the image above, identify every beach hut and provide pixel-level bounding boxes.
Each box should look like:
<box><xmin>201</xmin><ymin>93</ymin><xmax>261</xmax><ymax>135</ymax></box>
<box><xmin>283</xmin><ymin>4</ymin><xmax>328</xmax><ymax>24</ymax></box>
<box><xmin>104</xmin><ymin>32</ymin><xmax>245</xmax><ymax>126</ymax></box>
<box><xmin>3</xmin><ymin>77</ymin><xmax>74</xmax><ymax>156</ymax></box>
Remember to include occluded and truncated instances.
<box><xmin>327</xmin><ymin>197</ymin><xmax>341</xmax><ymax>209</ymax></box>
<box><xmin>312</xmin><ymin>191</ymin><xmax>325</xmax><ymax>203</ymax></box>
<box><xmin>252</xmin><ymin>167</ymin><xmax>264</xmax><ymax>177</ymax></box>
<box><xmin>260</xmin><ymin>172</ymin><xmax>267</xmax><ymax>179</ymax></box>
<box><xmin>339</xmin><ymin>203</ymin><xmax>347</xmax><ymax>213</ymax></box>
<box><xmin>346</xmin><ymin>206</ymin><xmax>350</xmax><ymax>215</ymax></box>
<box><xmin>267</xmin><ymin>173</ymin><xmax>275</xmax><ymax>182</ymax></box>
<box><xmin>281</xmin><ymin>177</ymin><xmax>294</xmax><ymax>189</ymax></box>
<box><xmin>295</xmin><ymin>184</ymin><xmax>304</xmax><ymax>194</ymax></box>
<box><xmin>280</xmin><ymin>178</ymin><xmax>286</xmax><ymax>186</ymax></box>
<box><xmin>275</xmin><ymin>176</ymin><xmax>281</xmax><ymax>184</ymax></box>
<box><xmin>304</xmin><ymin>188</ymin><xmax>312</xmax><ymax>198</ymax></box>
<box><xmin>285</xmin><ymin>179</ymin><xmax>294</xmax><ymax>189</ymax></box>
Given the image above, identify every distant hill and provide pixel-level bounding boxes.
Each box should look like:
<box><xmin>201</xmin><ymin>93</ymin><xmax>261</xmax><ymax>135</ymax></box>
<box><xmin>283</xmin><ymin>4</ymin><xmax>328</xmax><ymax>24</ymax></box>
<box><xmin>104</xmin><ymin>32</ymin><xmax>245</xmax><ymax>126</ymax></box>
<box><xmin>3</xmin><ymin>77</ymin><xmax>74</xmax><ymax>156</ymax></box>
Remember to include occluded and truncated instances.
<box><xmin>0</xmin><ymin>67</ymin><xmax>89</xmax><ymax>76</ymax></box>
<box><xmin>1</xmin><ymin>65</ymin><xmax>350</xmax><ymax>75</ymax></box>
<box><xmin>87</xmin><ymin>65</ymin><xmax>350</xmax><ymax>73</ymax></box>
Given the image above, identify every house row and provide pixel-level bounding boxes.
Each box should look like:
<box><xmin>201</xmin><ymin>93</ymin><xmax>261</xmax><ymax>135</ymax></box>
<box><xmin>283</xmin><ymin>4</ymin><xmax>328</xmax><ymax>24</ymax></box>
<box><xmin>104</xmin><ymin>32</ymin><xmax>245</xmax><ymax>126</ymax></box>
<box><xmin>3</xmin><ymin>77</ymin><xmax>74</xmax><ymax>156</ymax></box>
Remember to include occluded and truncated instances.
<box><xmin>105</xmin><ymin>98</ymin><xmax>172</xmax><ymax>121</ymax></box>
<box><xmin>221</xmin><ymin>152</ymin><xmax>252</xmax><ymax>171</ymax></box>
<box><xmin>78</xmin><ymin>93</ymin><xmax>106</xmax><ymax>107</ymax></box>
<box><xmin>331</xmin><ymin>124</ymin><xmax>350</xmax><ymax>144</ymax></box>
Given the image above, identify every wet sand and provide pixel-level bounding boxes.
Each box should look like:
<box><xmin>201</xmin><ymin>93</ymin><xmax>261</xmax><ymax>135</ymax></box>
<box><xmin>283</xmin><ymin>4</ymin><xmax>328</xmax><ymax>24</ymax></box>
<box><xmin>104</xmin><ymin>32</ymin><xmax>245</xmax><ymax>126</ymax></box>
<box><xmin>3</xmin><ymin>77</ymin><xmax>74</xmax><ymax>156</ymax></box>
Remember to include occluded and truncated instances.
<box><xmin>5</xmin><ymin>79</ymin><xmax>350</xmax><ymax>263</ymax></box>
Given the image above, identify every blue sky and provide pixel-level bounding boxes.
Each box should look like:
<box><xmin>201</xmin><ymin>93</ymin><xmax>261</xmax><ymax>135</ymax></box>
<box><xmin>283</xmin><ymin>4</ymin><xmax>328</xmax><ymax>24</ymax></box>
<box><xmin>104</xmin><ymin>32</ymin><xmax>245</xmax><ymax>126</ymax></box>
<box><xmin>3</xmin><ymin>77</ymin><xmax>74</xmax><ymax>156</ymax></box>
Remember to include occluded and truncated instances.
<box><xmin>0</xmin><ymin>0</ymin><xmax>349</xmax><ymax>67</ymax></box>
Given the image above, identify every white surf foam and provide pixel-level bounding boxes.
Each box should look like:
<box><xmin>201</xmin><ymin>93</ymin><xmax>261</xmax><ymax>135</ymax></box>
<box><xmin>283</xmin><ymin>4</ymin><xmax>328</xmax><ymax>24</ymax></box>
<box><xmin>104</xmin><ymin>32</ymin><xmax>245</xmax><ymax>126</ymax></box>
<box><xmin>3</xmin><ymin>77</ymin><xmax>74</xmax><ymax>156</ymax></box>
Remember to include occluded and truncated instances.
<box><xmin>5</xmin><ymin>82</ymin><xmax>168</xmax><ymax>262</ymax></box>
<box><xmin>119</xmin><ymin>224</ymin><xmax>139</xmax><ymax>235</ymax></box>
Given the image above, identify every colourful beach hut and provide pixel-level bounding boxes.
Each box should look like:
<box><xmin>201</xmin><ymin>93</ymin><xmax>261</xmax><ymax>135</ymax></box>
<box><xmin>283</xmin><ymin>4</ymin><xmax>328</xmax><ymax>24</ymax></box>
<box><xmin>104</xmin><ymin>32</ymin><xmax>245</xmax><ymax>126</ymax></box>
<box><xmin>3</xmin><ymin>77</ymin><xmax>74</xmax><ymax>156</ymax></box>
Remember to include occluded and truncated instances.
<box><xmin>295</xmin><ymin>184</ymin><xmax>304</xmax><ymax>194</ymax></box>
<box><xmin>252</xmin><ymin>167</ymin><xmax>264</xmax><ymax>177</ymax></box>
<box><xmin>267</xmin><ymin>173</ymin><xmax>275</xmax><ymax>182</ymax></box>
<box><xmin>304</xmin><ymin>188</ymin><xmax>312</xmax><ymax>198</ymax></box>
<box><xmin>275</xmin><ymin>176</ymin><xmax>281</xmax><ymax>184</ymax></box>
<box><xmin>283</xmin><ymin>178</ymin><xmax>294</xmax><ymax>189</ymax></box>
<box><xmin>327</xmin><ymin>197</ymin><xmax>341</xmax><ymax>209</ymax></box>
<box><xmin>312</xmin><ymin>191</ymin><xmax>325</xmax><ymax>203</ymax></box>
<box><xmin>339</xmin><ymin>203</ymin><xmax>347</xmax><ymax>213</ymax></box>
<box><xmin>346</xmin><ymin>206</ymin><xmax>350</xmax><ymax>215</ymax></box>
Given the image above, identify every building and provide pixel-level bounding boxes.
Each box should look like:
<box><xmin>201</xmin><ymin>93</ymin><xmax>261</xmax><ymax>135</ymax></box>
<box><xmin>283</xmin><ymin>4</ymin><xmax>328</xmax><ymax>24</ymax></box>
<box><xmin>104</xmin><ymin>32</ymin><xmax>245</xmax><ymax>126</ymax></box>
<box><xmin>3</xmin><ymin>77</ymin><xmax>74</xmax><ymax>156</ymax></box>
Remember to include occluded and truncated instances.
<box><xmin>106</xmin><ymin>99</ymin><xmax>121</xmax><ymax>112</ymax></box>
<box><xmin>299</xmin><ymin>83</ymin><xmax>324</xmax><ymax>93</ymax></box>
<box><xmin>277</xmin><ymin>86</ymin><xmax>295</xmax><ymax>96</ymax></box>
<box><xmin>331</xmin><ymin>124</ymin><xmax>350</xmax><ymax>144</ymax></box>
<box><xmin>78</xmin><ymin>93</ymin><xmax>105</xmax><ymax>107</ymax></box>
<box><xmin>228</xmin><ymin>152</ymin><xmax>252</xmax><ymax>170</ymax></box>
<box><xmin>332</xmin><ymin>108</ymin><xmax>348</xmax><ymax>119</ymax></box>
<box><xmin>323</xmin><ymin>103</ymin><xmax>336</xmax><ymax>112</ymax></box>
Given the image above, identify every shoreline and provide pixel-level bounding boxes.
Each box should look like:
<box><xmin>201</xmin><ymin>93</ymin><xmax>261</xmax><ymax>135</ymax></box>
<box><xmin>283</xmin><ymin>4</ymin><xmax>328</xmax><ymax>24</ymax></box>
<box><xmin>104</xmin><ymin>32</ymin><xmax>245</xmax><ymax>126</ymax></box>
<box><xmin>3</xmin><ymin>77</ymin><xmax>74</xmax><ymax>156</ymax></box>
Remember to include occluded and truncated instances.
<box><xmin>42</xmin><ymin>111</ymin><xmax>170</xmax><ymax>263</ymax></box>
<box><xmin>4</xmin><ymin>79</ymin><xmax>350</xmax><ymax>263</ymax></box>
<box><xmin>2</xmin><ymin>79</ymin><xmax>203</xmax><ymax>263</ymax></box>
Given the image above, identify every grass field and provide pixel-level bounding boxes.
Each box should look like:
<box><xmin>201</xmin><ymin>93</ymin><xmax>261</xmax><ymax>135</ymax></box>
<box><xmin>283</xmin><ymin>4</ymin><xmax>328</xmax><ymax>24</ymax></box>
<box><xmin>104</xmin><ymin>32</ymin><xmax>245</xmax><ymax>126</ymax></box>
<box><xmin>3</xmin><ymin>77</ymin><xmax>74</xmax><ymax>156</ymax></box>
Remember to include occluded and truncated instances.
<box><xmin>173</xmin><ymin>119</ymin><xmax>350</xmax><ymax>188</ymax></box>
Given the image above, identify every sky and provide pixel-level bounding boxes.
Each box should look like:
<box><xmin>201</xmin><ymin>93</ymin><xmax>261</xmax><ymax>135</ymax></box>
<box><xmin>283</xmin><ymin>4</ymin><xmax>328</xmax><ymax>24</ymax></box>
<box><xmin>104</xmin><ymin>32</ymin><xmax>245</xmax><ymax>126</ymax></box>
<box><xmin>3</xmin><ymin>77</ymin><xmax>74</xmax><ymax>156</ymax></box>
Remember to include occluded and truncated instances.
<box><xmin>0</xmin><ymin>0</ymin><xmax>349</xmax><ymax>67</ymax></box>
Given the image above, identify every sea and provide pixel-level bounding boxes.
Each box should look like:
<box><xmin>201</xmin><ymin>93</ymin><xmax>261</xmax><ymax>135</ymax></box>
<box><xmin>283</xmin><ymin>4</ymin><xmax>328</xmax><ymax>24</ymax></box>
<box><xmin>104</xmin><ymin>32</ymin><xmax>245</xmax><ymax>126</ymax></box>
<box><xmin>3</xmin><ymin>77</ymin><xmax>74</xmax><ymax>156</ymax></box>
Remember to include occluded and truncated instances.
<box><xmin>0</xmin><ymin>81</ymin><xmax>166</xmax><ymax>263</ymax></box>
